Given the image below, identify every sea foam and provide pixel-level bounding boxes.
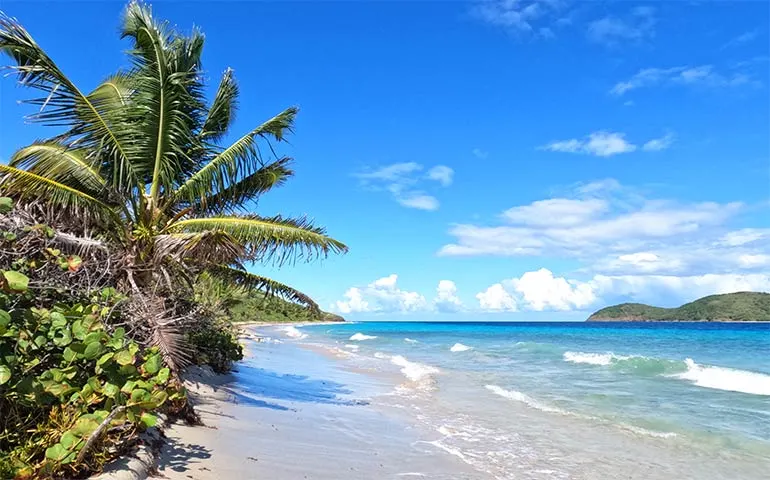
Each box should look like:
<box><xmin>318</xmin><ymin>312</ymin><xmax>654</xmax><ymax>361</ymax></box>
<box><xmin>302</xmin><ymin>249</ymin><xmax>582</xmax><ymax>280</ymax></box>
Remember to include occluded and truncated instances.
<box><xmin>280</xmin><ymin>326</ymin><xmax>308</xmax><ymax>339</ymax></box>
<box><xmin>404</xmin><ymin>338</ymin><xmax>419</xmax><ymax>343</ymax></box>
<box><xmin>349</xmin><ymin>332</ymin><xmax>377</xmax><ymax>341</ymax></box>
<box><xmin>672</xmin><ymin>358</ymin><xmax>770</xmax><ymax>396</ymax></box>
<box><xmin>390</xmin><ymin>355</ymin><xmax>440</xmax><ymax>382</ymax></box>
<box><xmin>450</xmin><ymin>343</ymin><xmax>472</xmax><ymax>352</ymax></box>
<box><xmin>485</xmin><ymin>385</ymin><xmax>564</xmax><ymax>414</ymax></box>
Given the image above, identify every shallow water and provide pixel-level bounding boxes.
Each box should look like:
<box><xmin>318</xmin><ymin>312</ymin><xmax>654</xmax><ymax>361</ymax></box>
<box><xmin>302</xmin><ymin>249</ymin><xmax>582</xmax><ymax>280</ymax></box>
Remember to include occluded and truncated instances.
<box><xmin>288</xmin><ymin>321</ymin><xmax>770</xmax><ymax>480</ymax></box>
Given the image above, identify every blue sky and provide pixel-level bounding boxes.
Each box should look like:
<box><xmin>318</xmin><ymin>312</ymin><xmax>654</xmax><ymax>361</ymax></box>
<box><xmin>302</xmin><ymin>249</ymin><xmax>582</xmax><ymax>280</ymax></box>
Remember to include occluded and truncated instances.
<box><xmin>1</xmin><ymin>1</ymin><xmax>768</xmax><ymax>320</ymax></box>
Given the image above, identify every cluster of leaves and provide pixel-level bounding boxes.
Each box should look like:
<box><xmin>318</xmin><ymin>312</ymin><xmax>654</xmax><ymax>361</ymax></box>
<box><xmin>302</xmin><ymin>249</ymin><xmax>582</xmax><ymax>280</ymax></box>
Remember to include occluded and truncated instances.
<box><xmin>0</xmin><ymin>273</ymin><xmax>183</xmax><ymax>479</ymax></box>
<box><xmin>186</xmin><ymin>321</ymin><xmax>243</xmax><ymax>374</ymax></box>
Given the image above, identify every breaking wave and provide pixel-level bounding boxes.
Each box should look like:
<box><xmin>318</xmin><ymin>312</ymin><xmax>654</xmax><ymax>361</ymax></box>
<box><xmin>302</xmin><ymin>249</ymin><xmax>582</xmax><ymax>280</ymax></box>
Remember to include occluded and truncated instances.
<box><xmin>349</xmin><ymin>332</ymin><xmax>377</xmax><ymax>341</ymax></box>
<box><xmin>280</xmin><ymin>326</ymin><xmax>308</xmax><ymax>339</ymax></box>
<box><xmin>450</xmin><ymin>343</ymin><xmax>472</xmax><ymax>352</ymax></box>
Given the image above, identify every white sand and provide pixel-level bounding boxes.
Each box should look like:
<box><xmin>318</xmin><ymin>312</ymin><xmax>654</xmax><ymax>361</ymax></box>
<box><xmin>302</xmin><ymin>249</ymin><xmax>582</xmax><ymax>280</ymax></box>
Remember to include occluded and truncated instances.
<box><xmin>155</xmin><ymin>333</ymin><xmax>484</xmax><ymax>479</ymax></box>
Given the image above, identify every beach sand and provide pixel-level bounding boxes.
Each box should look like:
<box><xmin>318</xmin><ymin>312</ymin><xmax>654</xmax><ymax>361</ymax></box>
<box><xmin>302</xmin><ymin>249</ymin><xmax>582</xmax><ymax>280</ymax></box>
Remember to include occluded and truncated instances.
<box><xmin>155</xmin><ymin>328</ymin><xmax>484</xmax><ymax>479</ymax></box>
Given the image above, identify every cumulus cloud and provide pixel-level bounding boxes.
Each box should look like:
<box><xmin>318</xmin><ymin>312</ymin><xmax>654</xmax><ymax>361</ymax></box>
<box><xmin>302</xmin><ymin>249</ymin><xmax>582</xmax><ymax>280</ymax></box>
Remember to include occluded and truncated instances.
<box><xmin>587</xmin><ymin>6</ymin><xmax>656</xmax><ymax>46</ymax></box>
<box><xmin>434</xmin><ymin>280</ymin><xmax>463</xmax><ymax>312</ymax></box>
<box><xmin>334</xmin><ymin>274</ymin><xmax>427</xmax><ymax>314</ymax></box>
<box><xmin>611</xmin><ymin>65</ymin><xmax>757</xmax><ymax>96</ymax></box>
<box><xmin>355</xmin><ymin>162</ymin><xmax>453</xmax><ymax>211</ymax></box>
<box><xmin>476</xmin><ymin>283</ymin><xmax>518</xmax><ymax>312</ymax></box>
<box><xmin>477</xmin><ymin>268</ymin><xmax>770</xmax><ymax>312</ymax></box>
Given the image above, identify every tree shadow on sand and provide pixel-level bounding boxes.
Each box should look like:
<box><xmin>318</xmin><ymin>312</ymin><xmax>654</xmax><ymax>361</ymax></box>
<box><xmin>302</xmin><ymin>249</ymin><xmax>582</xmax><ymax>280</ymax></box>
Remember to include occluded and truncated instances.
<box><xmin>226</xmin><ymin>364</ymin><xmax>369</xmax><ymax>408</ymax></box>
<box><xmin>157</xmin><ymin>436</ymin><xmax>212</xmax><ymax>473</ymax></box>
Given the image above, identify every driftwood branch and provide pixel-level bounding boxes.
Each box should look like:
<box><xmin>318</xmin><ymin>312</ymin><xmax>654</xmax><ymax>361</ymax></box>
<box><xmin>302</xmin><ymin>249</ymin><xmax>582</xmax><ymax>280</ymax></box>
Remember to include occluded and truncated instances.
<box><xmin>76</xmin><ymin>405</ymin><xmax>127</xmax><ymax>464</ymax></box>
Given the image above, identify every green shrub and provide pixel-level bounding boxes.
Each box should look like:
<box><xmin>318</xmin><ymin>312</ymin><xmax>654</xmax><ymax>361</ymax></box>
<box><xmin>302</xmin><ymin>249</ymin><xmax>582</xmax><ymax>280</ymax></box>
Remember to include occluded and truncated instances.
<box><xmin>0</xmin><ymin>272</ymin><xmax>183</xmax><ymax>479</ymax></box>
<box><xmin>187</xmin><ymin>321</ymin><xmax>243</xmax><ymax>374</ymax></box>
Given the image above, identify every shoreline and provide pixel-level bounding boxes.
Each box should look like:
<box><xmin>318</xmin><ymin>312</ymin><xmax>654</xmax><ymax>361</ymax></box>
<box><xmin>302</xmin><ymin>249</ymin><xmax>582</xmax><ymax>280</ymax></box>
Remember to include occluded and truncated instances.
<box><xmin>155</xmin><ymin>328</ymin><xmax>482</xmax><ymax>479</ymax></box>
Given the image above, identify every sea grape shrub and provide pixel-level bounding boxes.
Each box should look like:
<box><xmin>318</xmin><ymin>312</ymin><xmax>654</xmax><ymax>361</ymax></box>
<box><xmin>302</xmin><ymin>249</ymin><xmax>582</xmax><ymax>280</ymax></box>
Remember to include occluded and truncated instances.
<box><xmin>0</xmin><ymin>272</ymin><xmax>184</xmax><ymax>479</ymax></box>
<box><xmin>187</xmin><ymin>320</ymin><xmax>244</xmax><ymax>374</ymax></box>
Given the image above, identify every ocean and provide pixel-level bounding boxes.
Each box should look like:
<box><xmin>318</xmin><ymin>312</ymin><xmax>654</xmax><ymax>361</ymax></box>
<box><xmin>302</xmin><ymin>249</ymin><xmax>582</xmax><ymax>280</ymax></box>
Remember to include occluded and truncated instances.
<box><xmin>273</xmin><ymin>321</ymin><xmax>770</xmax><ymax>479</ymax></box>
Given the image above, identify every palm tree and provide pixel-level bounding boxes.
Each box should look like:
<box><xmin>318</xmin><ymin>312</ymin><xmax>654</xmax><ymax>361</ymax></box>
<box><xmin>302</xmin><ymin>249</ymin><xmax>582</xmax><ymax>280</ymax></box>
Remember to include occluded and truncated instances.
<box><xmin>0</xmin><ymin>3</ymin><xmax>346</xmax><ymax>319</ymax></box>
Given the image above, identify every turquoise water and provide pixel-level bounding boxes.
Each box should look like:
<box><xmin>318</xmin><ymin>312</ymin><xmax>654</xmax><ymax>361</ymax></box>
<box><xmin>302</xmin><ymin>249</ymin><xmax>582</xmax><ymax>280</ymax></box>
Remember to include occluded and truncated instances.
<box><xmin>289</xmin><ymin>321</ymin><xmax>770</xmax><ymax>479</ymax></box>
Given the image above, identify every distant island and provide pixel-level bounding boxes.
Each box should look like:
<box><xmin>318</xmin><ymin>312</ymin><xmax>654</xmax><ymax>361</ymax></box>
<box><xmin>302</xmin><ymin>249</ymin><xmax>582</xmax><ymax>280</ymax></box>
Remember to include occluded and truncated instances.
<box><xmin>587</xmin><ymin>292</ymin><xmax>770</xmax><ymax>322</ymax></box>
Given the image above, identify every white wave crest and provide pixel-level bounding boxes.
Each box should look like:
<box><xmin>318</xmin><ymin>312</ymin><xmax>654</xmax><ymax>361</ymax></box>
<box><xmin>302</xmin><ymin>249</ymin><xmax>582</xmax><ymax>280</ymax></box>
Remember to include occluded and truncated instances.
<box><xmin>450</xmin><ymin>343</ymin><xmax>472</xmax><ymax>352</ymax></box>
<box><xmin>344</xmin><ymin>344</ymin><xmax>360</xmax><ymax>351</ymax></box>
<box><xmin>349</xmin><ymin>332</ymin><xmax>377</xmax><ymax>341</ymax></box>
<box><xmin>563</xmin><ymin>351</ymin><xmax>626</xmax><ymax>365</ymax></box>
<box><xmin>404</xmin><ymin>338</ymin><xmax>419</xmax><ymax>343</ymax></box>
<box><xmin>621</xmin><ymin>424</ymin><xmax>678</xmax><ymax>439</ymax></box>
<box><xmin>485</xmin><ymin>385</ymin><xmax>564</xmax><ymax>414</ymax></box>
<box><xmin>391</xmin><ymin>355</ymin><xmax>440</xmax><ymax>382</ymax></box>
<box><xmin>672</xmin><ymin>358</ymin><xmax>770</xmax><ymax>396</ymax></box>
<box><xmin>280</xmin><ymin>326</ymin><xmax>308</xmax><ymax>339</ymax></box>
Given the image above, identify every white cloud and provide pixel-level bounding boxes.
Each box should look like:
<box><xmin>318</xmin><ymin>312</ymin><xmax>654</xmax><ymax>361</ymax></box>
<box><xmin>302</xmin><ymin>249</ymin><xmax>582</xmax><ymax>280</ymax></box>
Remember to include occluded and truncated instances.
<box><xmin>356</xmin><ymin>162</ymin><xmax>422</xmax><ymax>181</ymax></box>
<box><xmin>334</xmin><ymin>274</ymin><xmax>428</xmax><ymax>314</ymax></box>
<box><xmin>472</xmin><ymin>148</ymin><xmax>488</xmax><ymax>159</ymax></box>
<box><xmin>587</xmin><ymin>7</ymin><xmax>656</xmax><ymax>46</ymax></box>
<box><xmin>642</xmin><ymin>133</ymin><xmax>675</xmax><ymax>151</ymax></box>
<box><xmin>334</xmin><ymin>287</ymin><xmax>369</xmax><ymax>314</ymax></box>
<box><xmin>737</xmin><ymin>254</ymin><xmax>770</xmax><ymax>268</ymax></box>
<box><xmin>470</xmin><ymin>0</ymin><xmax>565</xmax><ymax>36</ymax></box>
<box><xmin>397</xmin><ymin>193</ymin><xmax>440</xmax><ymax>211</ymax></box>
<box><xmin>511</xmin><ymin>268</ymin><xmax>597</xmax><ymax>310</ymax></box>
<box><xmin>502</xmin><ymin>198</ymin><xmax>607</xmax><ymax>227</ymax></box>
<box><xmin>718</xmin><ymin>228</ymin><xmax>770</xmax><ymax>247</ymax></box>
<box><xmin>611</xmin><ymin>65</ymin><xmax>756</xmax><ymax>96</ymax></box>
<box><xmin>721</xmin><ymin>30</ymin><xmax>758</xmax><ymax>50</ymax></box>
<box><xmin>426</xmin><ymin>165</ymin><xmax>454</xmax><ymax>187</ymax></box>
<box><xmin>476</xmin><ymin>283</ymin><xmax>518</xmax><ymax>312</ymax></box>
<box><xmin>434</xmin><ymin>280</ymin><xmax>463</xmax><ymax>312</ymax></box>
<box><xmin>439</xmin><ymin>180</ymin><xmax>749</xmax><ymax>278</ymax></box>
<box><xmin>356</xmin><ymin>162</ymin><xmax>453</xmax><ymax>211</ymax></box>
<box><xmin>542</xmin><ymin>131</ymin><xmax>636</xmax><ymax>157</ymax></box>
<box><xmin>477</xmin><ymin>268</ymin><xmax>770</xmax><ymax>312</ymax></box>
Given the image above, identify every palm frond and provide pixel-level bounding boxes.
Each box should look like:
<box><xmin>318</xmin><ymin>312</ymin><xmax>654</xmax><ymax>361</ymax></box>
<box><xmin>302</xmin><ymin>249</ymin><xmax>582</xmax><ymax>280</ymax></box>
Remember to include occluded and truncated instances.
<box><xmin>200</xmin><ymin>68</ymin><xmax>238</xmax><ymax>142</ymax></box>
<box><xmin>167</xmin><ymin>214</ymin><xmax>348</xmax><ymax>265</ymax></box>
<box><xmin>172</xmin><ymin>107</ymin><xmax>298</xmax><ymax>207</ymax></box>
<box><xmin>10</xmin><ymin>142</ymin><xmax>106</xmax><ymax>196</ymax></box>
<box><xmin>121</xmin><ymin>1</ymin><xmax>202</xmax><ymax>202</ymax></box>
<box><xmin>154</xmin><ymin>231</ymin><xmax>245</xmax><ymax>264</ymax></box>
<box><xmin>209</xmin><ymin>265</ymin><xmax>320</xmax><ymax>316</ymax></box>
<box><xmin>0</xmin><ymin>165</ymin><xmax>118</xmax><ymax>224</ymax></box>
<box><xmin>0</xmin><ymin>12</ymin><xmax>137</xmax><ymax>191</ymax></box>
<box><xmin>195</xmin><ymin>157</ymin><xmax>293</xmax><ymax>214</ymax></box>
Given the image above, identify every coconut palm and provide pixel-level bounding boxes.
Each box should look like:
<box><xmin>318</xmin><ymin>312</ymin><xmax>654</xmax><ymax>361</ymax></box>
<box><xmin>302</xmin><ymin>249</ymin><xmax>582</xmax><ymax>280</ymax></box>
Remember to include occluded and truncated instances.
<box><xmin>0</xmin><ymin>2</ymin><xmax>346</xmax><ymax>316</ymax></box>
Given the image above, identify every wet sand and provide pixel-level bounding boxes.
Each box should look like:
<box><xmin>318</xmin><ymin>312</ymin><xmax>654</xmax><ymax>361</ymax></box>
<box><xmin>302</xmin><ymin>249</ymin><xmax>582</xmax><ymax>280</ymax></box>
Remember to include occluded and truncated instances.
<box><xmin>156</xmin><ymin>332</ymin><xmax>484</xmax><ymax>479</ymax></box>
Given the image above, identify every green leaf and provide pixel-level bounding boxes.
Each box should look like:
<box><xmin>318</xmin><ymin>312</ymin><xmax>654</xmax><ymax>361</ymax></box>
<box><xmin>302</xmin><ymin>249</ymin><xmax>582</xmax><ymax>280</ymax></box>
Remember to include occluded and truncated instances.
<box><xmin>0</xmin><ymin>197</ymin><xmax>12</xmax><ymax>214</ymax></box>
<box><xmin>34</xmin><ymin>335</ymin><xmax>47</xmax><ymax>348</ymax></box>
<box><xmin>97</xmin><ymin>352</ymin><xmax>114</xmax><ymax>366</ymax></box>
<box><xmin>114</xmin><ymin>350</ymin><xmax>134</xmax><ymax>366</ymax></box>
<box><xmin>60</xmin><ymin>431</ymin><xmax>79</xmax><ymax>450</ymax></box>
<box><xmin>0</xmin><ymin>365</ymin><xmax>11</xmax><ymax>385</ymax></box>
<box><xmin>2</xmin><ymin>270</ymin><xmax>29</xmax><ymax>292</ymax></box>
<box><xmin>129</xmin><ymin>388</ymin><xmax>150</xmax><ymax>405</ymax></box>
<box><xmin>155</xmin><ymin>367</ymin><xmax>170</xmax><ymax>384</ymax></box>
<box><xmin>45</xmin><ymin>443</ymin><xmax>68</xmax><ymax>462</ymax></box>
<box><xmin>83</xmin><ymin>341</ymin><xmax>103</xmax><ymax>360</ymax></box>
<box><xmin>50</xmin><ymin>312</ymin><xmax>67</xmax><ymax>327</ymax></box>
<box><xmin>150</xmin><ymin>390</ymin><xmax>168</xmax><ymax>407</ymax></box>
<box><xmin>103</xmin><ymin>382</ymin><xmax>120</xmax><ymax>399</ymax></box>
<box><xmin>0</xmin><ymin>309</ymin><xmax>9</xmax><ymax>327</ymax></box>
<box><xmin>72</xmin><ymin>416</ymin><xmax>100</xmax><ymax>437</ymax></box>
<box><xmin>140</xmin><ymin>412</ymin><xmax>157</xmax><ymax>428</ymax></box>
<box><xmin>143</xmin><ymin>353</ymin><xmax>161</xmax><ymax>375</ymax></box>
<box><xmin>71</xmin><ymin>320</ymin><xmax>87</xmax><ymax>340</ymax></box>
<box><xmin>63</xmin><ymin>347</ymin><xmax>78</xmax><ymax>362</ymax></box>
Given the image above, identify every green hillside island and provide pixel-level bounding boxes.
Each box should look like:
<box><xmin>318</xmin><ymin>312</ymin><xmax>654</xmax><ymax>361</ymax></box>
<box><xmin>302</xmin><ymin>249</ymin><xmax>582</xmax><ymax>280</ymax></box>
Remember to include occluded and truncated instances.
<box><xmin>230</xmin><ymin>295</ymin><xmax>345</xmax><ymax>324</ymax></box>
<box><xmin>587</xmin><ymin>292</ymin><xmax>770</xmax><ymax>322</ymax></box>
